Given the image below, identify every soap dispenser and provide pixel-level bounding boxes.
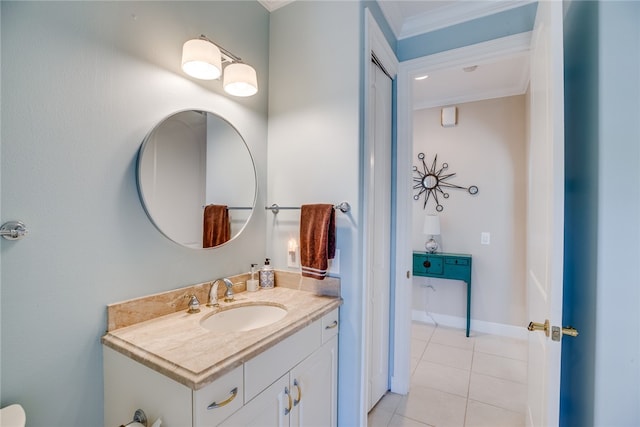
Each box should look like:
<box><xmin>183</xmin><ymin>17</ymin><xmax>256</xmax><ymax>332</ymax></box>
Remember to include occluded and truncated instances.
<box><xmin>247</xmin><ymin>263</ymin><xmax>259</xmax><ymax>292</ymax></box>
<box><xmin>259</xmin><ymin>258</ymin><xmax>275</xmax><ymax>289</ymax></box>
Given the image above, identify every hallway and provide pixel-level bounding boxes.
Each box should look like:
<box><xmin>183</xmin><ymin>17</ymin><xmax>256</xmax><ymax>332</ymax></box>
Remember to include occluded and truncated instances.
<box><xmin>368</xmin><ymin>323</ymin><xmax>527</xmax><ymax>427</ymax></box>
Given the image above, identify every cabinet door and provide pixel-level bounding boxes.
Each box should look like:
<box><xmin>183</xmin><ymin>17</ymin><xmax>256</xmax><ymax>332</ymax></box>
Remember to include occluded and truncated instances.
<box><xmin>220</xmin><ymin>374</ymin><xmax>291</xmax><ymax>427</ymax></box>
<box><xmin>290</xmin><ymin>336</ymin><xmax>338</xmax><ymax>427</ymax></box>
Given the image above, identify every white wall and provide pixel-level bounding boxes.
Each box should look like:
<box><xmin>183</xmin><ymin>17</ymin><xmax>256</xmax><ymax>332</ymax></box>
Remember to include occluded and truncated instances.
<box><xmin>267</xmin><ymin>2</ymin><xmax>363</xmax><ymax>425</ymax></box>
<box><xmin>411</xmin><ymin>96</ymin><xmax>527</xmax><ymax>328</ymax></box>
<box><xmin>0</xmin><ymin>2</ymin><xmax>269</xmax><ymax>425</ymax></box>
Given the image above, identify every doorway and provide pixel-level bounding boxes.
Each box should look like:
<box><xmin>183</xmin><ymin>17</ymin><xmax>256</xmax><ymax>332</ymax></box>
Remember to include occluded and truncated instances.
<box><xmin>392</xmin><ymin>3</ymin><xmax>567</xmax><ymax>424</ymax></box>
<box><xmin>392</xmin><ymin>31</ymin><xmax>534</xmax><ymax>395</ymax></box>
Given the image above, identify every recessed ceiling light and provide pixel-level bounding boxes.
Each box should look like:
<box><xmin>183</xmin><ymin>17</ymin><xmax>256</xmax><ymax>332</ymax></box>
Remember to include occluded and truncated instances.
<box><xmin>414</xmin><ymin>74</ymin><xmax>430</xmax><ymax>81</ymax></box>
<box><xmin>463</xmin><ymin>65</ymin><xmax>478</xmax><ymax>72</ymax></box>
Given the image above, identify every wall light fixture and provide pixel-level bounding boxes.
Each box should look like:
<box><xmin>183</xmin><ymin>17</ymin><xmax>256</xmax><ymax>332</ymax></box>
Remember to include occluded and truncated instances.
<box><xmin>181</xmin><ymin>35</ymin><xmax>258</xmax><ymax>97</ymax></box>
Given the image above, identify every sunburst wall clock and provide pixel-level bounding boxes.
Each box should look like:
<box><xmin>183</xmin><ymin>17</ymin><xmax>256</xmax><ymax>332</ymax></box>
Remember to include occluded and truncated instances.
<box><xmin>413</xmin><ymin>152</ymin><xmax>478</xmax><ymax>211</ymax></box>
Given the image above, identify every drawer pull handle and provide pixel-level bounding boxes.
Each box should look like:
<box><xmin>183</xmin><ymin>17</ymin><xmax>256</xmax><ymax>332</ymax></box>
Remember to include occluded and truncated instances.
<box><xmin>293</xmin><ymin>379</ymin><xmax>303</xmax><ymax>406</ymax></box>
<box><xmin>207</xmin><ymin>387</ymin><xmax>238</xmax><ymax>410</ymax></box>
<box><xmin>325</xmin><ymin>320</ymin><xmax>338</xmax><ymax>330</ymax></box>
<box><xmin>423</xmin><ymin>260</ymin><xmax>431</xmax><ymax>268</ymax></box>
<box><xmin>284</xmin><ymin>386</ymin><xmax>293</xmax><ymax>415</ymax></box>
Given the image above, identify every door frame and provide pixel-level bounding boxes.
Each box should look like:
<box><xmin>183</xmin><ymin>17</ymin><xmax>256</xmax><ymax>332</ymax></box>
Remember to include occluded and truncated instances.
<box><xmin>392</xmin><ymin>32</ymin><xmax>532</xmax><ymax>394</ymax></box>
<box><xmin>363</xmin><ymin>6</ymin><xmax>398</xmax><ymax>413</ymax></box>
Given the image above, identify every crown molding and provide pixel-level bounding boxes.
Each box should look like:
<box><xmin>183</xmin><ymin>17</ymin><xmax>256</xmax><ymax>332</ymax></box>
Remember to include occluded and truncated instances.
<box><xmin>257</xmin><ymin>0</ymin><xmax>295</xmax><ymax>12</ymax></box>
<box><xmin>378</xmin><ymin>0</ymin><xmax>536</xmax><ymax>40</ymax></box>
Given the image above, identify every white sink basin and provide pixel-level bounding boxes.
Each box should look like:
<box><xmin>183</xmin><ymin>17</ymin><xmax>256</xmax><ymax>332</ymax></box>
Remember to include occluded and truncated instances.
<box><xmin>200</xmin><ymin>304</ymin><xmax>288</xmax><ymax>332</ymax></box>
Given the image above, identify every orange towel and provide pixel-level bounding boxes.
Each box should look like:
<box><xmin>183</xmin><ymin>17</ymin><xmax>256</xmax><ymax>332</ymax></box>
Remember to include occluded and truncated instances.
<box><xmin>203</xmin><ymin>204</ymin><xmax>230</xmax><ymax>248</ymax></box>
<box><xmin>300</xmin><ymin>204</ymin><xmax>336</xmax><ymax>280</ymax></box>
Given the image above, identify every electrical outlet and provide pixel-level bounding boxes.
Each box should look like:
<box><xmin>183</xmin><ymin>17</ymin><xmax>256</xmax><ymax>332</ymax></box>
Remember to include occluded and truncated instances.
<box><xmin>328</xmin><ymin>249</ymin><xmax>340</xmax><ymax>275</ymax></box>
<box><xmin>287</xmin><ymin>248</ymin><xmax>299</xmax><ymax>268</ymax></box>
<box><xmin>481</xmin><ymin>232</ymin><xmax>491</xmax><ymax>245</ymax></box>
<box><xmin>287</xmin><ymin>239</ymin><xmax>299</xmax><ymax>268</ymax></box>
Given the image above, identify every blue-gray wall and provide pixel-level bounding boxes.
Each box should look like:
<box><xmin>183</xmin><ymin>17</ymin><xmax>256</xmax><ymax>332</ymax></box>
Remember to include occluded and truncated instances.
<box><xmin>561</xmin><ymin>1</ymin><xmax>640</xmax><ymax>426</ymax></box>
<box><xmin>0</xmin><ymin>2</ymin><xmax>269</xmax><ymax>425</ymax></box>
<box><xmin>397</xmin><ymin>3</ymin><xmax>537</xmax><ymax>62</ymax></box>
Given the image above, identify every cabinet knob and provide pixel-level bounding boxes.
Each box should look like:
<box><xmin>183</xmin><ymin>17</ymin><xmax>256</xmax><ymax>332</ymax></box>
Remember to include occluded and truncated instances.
<box><xmin>423</xmin><ymin>260</ymin><xmax>431</xmax><ymax>268</ymax></box>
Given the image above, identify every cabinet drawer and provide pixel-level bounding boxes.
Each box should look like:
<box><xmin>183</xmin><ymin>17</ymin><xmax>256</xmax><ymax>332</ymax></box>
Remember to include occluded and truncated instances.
<box><xmin>321</xmin><ymin>309</ymin><xmax>339</xmax><ymax>343</ymax></box>
<box><xmin>413</xmin><ymin>255</ymin><xmax>444</xmax><ymax>275</ymax></box>
<box><xmin>445</xmin><ymin>257</ymin><xmax>469</xmax><ymax>266</ymax></box>
<box><xmin>193</xmin><ymin>365</ymin><xmax>244</xmax><ymax>426</ymax></box>
<box><xmin>244</xmin><ymin>319</ymin><xmax>321</xmax><ymax>402</ymax></box>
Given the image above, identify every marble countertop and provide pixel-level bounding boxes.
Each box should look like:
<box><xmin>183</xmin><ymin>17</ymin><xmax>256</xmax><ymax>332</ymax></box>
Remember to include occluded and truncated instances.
<box><xmin>102</xmin><ymin>286</ymin><xmax>342</xmax><ymax>390</ymax></box>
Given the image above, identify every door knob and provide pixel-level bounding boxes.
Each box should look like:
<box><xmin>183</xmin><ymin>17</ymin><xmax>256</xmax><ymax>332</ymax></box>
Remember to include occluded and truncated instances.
<box><xmin>527</xmin><ymin>319</ymin><xmax>550</xmax><ymax>337</ymax></box>
<box><xmin>423</xmin><ymin>260</ymin><xmax>431</xmax><ymax>268</ymax></box>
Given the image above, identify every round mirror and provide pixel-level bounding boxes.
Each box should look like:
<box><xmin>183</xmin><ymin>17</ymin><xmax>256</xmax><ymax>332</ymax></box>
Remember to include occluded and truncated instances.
<box><xmin>137</xmin><ymin>110</ymin><xmax>256</xmax><ymax>249</ymax></box>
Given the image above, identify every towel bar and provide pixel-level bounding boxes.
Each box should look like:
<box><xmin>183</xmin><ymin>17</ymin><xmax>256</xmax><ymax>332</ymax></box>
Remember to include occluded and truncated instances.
<box><xmin>266</xmin><ymin>202</ymin><xmax>350</xmax><ymax>215</ymax></box>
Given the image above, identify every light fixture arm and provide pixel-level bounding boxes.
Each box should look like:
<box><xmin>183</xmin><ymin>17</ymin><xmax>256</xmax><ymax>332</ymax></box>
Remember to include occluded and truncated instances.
<box><xmin>198</xmin><ymin>35</ymin><xmax>243</xmax><ymax>64</ymax></box>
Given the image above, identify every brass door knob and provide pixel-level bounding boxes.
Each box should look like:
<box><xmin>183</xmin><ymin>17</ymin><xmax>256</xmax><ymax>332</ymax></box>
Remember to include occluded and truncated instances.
<box><xmin>527</xmin><ymin>319</ymin><xmax>550</xmax><ymax>337</ymax></box>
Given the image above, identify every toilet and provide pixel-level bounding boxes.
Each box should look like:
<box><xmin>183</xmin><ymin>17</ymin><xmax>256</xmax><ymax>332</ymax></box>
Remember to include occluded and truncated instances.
<box><xmin>0</xmin><ymin>404</ymin><xmax>26</xmax><ymax>427</ymax></box>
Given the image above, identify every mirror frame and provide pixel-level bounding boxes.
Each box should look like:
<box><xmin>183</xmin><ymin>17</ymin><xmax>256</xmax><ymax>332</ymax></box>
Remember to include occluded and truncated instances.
<box><xmin>136</xmin><ymin>109</ymin><xmax>258</xmax><ymax>249</ymax></box>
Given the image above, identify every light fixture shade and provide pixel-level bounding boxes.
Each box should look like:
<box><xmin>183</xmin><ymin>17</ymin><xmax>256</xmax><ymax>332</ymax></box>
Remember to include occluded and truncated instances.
<box><xmin>423</xmin><ymin>215</ymin><xmax>441</xmax><ymax>235</ymax></box>
<box><xmin>223</xmin><ymin>63</ymin><xmax>258</xmax><ymax>97</ymax></box>
<box><xmin>181</xmin><ymin>38</ymin><xmax>222</xmax><ymax>80</ymax></box>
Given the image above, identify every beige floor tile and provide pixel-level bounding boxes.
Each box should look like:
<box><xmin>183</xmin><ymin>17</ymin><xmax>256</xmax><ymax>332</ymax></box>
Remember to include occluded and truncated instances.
<box><xmin>396</xmin><ymin>385</ymin><xmax>467</xmax><ymax>427</ymax></box>
<box><xmin>375</xmin><ymin>392</ymin><xmax>403</xmax><ymax>414</ymax></box>
<box><xmin>474</xmin><ymin>335</ymin><xmax>527</xmax><ymax>361</ymax></box>
<box><xmin>412</xmin><ymin>360</ymin><xmax>470</xmax><ymax>398</ymax></box>
<box><xmin>472</xmin><ymin>352</ymin><xmax>527</xmax><ymax>384</ymax></box>
<box><xmin>411</xmin><ymin>338</ymin><xmax>428</xmax><ymax>360</ymax></box>
<box><xmin>410</xmin><ymin>357</ymin><xmax>420</xmax><ymax>375</ymax></box>
<box><xmin>430</xmin><ymin>326</ymin><xmax>475</xmax><ymax>351</ymax></box>
<box><xmin>411</xmin><ymin>322</ymin><xmax>436</xmax><ymax>342</ymax></box>
<box><xmin>422</xmin><ymin>342</ymin><xmax>473</xmax><ymax>370</ymax></box>
<box><xmin>468</xmin><ymin>373</ymin><xmax>527</xmax><ymax>414</ymax></box>
<box><xmin>389</xmin><ymin>414</ymin><xmax>434</xmax><ymax>427</ymax></box>
<box><xmin>465</xmin><ymin>400</ymin><xmax>526</xmax><ymax>427</ymax></box>
<box><xmin>368</xmin><ymin>406</ymin><xmax>394</xmax><ymax>427</ymax></box>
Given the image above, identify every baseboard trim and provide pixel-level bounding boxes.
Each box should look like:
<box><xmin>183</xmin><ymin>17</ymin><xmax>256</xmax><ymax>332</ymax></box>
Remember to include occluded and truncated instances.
<box><xmin>412</xmin><ymin>309</ymin><xmax>528</xmax><ymax>340</ymax></box>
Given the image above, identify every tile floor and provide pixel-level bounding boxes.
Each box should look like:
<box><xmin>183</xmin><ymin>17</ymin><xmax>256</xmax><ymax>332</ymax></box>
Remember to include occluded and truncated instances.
<box><xmin>368</xmin><ymin>322</ymin><xmax>528</xmax><ymax>427</ymax></box>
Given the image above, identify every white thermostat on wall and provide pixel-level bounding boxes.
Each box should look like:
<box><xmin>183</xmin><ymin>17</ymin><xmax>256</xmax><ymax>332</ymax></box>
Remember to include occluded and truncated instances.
<box><xmin>441</xmin><ymin>106</ymin><xmax>458</xmax><ymax>127</ymax></box>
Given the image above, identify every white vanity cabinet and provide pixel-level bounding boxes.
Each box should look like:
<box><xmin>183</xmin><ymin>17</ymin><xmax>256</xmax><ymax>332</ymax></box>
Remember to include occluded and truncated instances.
<box><xmin>103</xmin><ymin>308</ymin><xmax>339</xmax><ymax>427</ymax></box>
<box><xmin>221</xmin><ymin>336</ymin><xmax>338</xmax><ymax>427</ymax></box>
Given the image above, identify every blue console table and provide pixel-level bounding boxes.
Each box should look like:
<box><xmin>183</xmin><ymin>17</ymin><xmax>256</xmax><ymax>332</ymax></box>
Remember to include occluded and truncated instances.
<box><xmin>412</xmin><ymin>251</ymin><xmax>472</xmax><ymax>337</ymax></box>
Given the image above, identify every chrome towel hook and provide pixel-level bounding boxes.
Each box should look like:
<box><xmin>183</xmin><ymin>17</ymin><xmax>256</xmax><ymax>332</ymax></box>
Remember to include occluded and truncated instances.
<box><xmin>0</xmin><ymin>221</ymin><xmax>28</xmax><ymax>240</ymax></box>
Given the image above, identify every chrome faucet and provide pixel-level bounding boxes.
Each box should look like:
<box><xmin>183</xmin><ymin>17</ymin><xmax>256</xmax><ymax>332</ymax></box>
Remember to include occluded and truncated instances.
<box><xmin>207</xmin><ymin>281</ymin><xmax>220</xmax><ymax>307</ymax></box>
<box><xmin>211</xmin><ymin>278</ymin><xmax>235</xmax><ymax>303</ymax></box>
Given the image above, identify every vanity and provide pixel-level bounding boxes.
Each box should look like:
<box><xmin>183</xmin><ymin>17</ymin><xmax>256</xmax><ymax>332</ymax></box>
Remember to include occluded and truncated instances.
<box><xmin>102</xmin><ymin>274</ymin><xmax>341</xmax><ymax>427</ymax></box>
<box><xmin>106</xmin><ymin>110</ymin><xmax>344</xmax><ymax>425</ymax></box>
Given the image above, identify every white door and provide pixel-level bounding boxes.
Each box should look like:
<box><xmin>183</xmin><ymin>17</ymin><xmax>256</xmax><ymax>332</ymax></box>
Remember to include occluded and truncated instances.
<box><xmin>366</xmin><ymin>57</ymin><xmax>393</xmax><ymax>411</ymax></box>
<box><xmin>526</xmin><ymin>1</ymin><xmax>565</xmax><ymax>426</ymax></box>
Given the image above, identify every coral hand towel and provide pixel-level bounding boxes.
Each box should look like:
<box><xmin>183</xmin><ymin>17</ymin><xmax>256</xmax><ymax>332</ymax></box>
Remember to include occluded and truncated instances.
<box><xmin>203</xmin><ymin>204</ymin><xmax>230</xmax><ymax>248</ymax></box>
<box><xmin>300</xmin><ymin>204</ymin><xmax>336</xmax><ymax>280</ymax></box>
